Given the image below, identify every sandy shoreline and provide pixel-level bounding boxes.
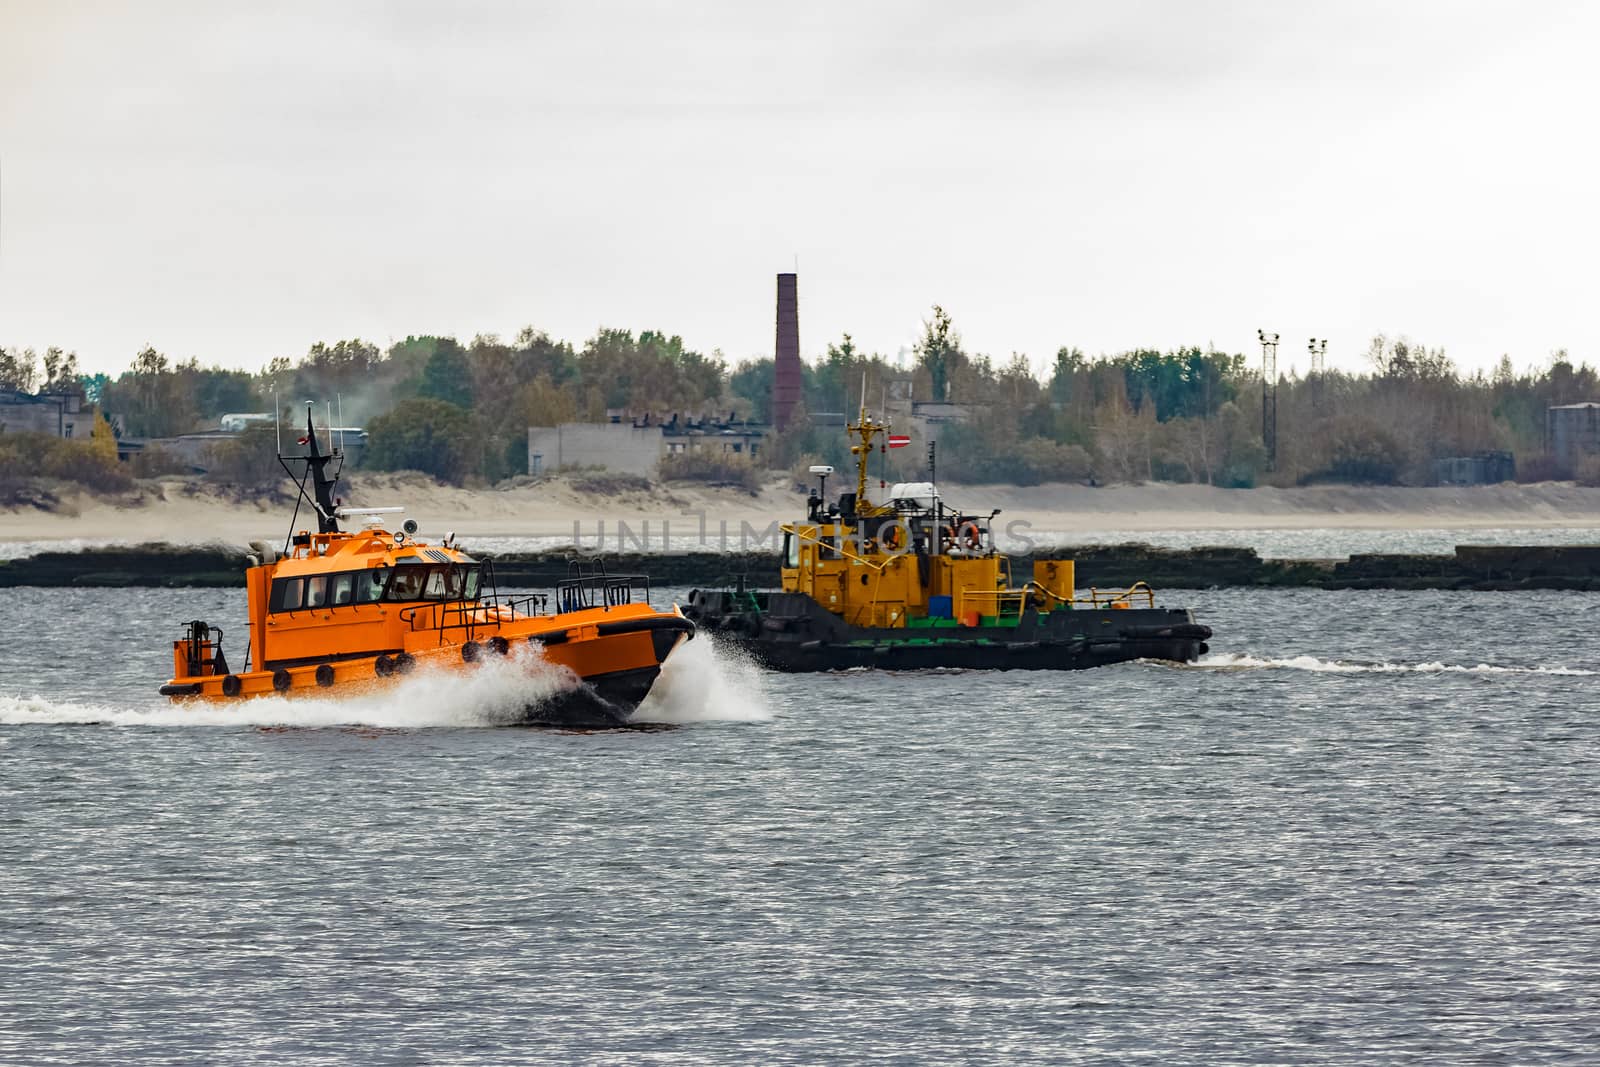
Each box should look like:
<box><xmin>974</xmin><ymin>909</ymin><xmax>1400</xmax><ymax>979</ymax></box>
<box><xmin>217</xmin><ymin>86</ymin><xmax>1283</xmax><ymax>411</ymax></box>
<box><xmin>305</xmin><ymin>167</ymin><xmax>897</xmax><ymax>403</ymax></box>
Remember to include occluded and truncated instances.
<box><xmin>4</xmin><ymin>475</ymin><xmax>1600</xmax><ymax>548</ymax></box>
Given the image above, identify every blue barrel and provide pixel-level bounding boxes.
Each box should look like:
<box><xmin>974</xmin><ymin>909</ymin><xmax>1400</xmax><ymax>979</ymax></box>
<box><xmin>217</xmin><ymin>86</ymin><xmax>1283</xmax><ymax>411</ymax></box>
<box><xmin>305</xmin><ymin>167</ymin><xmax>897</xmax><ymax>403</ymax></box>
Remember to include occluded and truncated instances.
<box><xmin>929</xmin><ymin>595</ymin><xmax>953</xmax><ymax>618</ymax></box>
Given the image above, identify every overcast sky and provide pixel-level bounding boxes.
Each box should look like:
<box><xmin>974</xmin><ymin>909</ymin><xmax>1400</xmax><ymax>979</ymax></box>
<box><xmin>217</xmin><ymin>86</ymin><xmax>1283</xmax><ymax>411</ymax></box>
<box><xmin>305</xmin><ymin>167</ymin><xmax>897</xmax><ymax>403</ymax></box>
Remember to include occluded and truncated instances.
<box><xmin>2</xmin><ymin>0</ymin><xmax>1596</xmax><ymax>378</ymax></box>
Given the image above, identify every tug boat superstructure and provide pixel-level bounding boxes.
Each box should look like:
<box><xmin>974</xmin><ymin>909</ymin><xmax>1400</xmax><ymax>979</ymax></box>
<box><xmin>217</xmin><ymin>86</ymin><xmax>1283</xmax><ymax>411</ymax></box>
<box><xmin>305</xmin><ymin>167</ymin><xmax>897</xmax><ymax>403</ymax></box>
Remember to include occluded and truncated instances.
<box><xmin>160</xmin><ymin>409</ymin><xmax>694</xmax><ymax>726</ymax></box>
<box><xmin>686</xmin><ymin>408</ymin><xmax>1210</xmax><ymax>672</ymax></box>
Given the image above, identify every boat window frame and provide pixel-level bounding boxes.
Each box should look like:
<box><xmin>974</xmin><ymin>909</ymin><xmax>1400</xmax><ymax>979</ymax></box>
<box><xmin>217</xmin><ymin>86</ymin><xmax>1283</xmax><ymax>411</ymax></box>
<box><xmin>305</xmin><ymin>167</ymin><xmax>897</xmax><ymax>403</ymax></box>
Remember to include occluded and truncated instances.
<box><xmin>383</xmin><ymin>561</ymin><xmax>484</xmax><ymax>604</ymax></box>
<box><xmin>355</xmin><ymin>566</ymin><xmax>390</xmax><ymax>604</ymax></box>
<box><xmin>269</xmin><ymin>576</ymin><xmax>304</xmax><ymax>613</ymax></box>
<box><xmin>265</xmin><ymin>562</ymin><xmax>482</xmax><ymax>613</ymax></box>
<box><xmin>269</xmin><ymin>567</ymin><xmax>395</xmax><ymax>614</ymax></box>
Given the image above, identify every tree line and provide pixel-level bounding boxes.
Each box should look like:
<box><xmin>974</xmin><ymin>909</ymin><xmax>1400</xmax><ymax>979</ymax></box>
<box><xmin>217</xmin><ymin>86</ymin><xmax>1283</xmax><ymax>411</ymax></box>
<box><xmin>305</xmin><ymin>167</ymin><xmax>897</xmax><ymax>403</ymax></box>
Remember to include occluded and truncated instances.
<box><xmin>2</xmin><ymin>313</ymin><xmax>1595</xmax><ymax>489</ymax></box>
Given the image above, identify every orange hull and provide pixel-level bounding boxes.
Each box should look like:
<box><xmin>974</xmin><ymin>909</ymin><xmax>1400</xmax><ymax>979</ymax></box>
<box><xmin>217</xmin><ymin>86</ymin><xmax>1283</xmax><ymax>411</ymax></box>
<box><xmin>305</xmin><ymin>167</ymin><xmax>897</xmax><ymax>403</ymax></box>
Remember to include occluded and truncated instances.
<box><xmin>159</xmin><ymin>415</ymin><xmax>693</xmax><ymax>726</ymax></box>
<box><xmin>163</xmin><ymin>602</ymin><xmax>694</xmax><ymax>725</ymax></box>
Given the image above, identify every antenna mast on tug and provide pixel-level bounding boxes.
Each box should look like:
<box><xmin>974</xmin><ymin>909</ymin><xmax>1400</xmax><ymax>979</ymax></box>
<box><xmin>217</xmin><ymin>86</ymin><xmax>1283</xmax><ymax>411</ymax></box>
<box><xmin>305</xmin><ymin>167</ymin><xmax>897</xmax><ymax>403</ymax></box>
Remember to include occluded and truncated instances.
<box><xmin>278</xmin><ymin>402</ymin><xmax>344</xmax><ymax>549</ymax></box>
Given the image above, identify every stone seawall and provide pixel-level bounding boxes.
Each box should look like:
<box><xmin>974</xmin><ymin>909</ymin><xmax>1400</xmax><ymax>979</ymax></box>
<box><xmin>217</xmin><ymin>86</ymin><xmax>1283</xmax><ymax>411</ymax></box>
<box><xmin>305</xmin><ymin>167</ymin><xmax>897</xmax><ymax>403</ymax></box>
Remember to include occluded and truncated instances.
<box><xmin>5</xmin><ymin>542</ymin><xmax>1600</xmax><ymax>591</ymax></box>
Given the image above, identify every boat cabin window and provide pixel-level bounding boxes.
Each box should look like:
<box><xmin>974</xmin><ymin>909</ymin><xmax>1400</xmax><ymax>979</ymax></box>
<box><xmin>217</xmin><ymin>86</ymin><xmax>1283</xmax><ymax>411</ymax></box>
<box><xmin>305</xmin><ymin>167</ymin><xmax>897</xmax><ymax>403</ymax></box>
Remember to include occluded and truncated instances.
<box><xmin>385</xmin><ymin>562</ymin><xmax>481</xmax><ymax>603</ymax></box>
<box><xmin>268</xmin><ymin>564</ymin><xmax>477</xmax><ymax>613</ymax></box>
<box><xmin>784</xmin><ymin>532</ymin><xmax>799</xmax><ymax>569</ymax></box>
<box><xmin>388</xmin><ymin>565</ymin><xmax>426</xmax><ymax>601</ymax></box>
<box><xmin>356</xmin><ymin>567</ymin><xmax>388</xmax><ymax>604</ymax></box>
<box><xmin>270</xmin><ymin>577</ymin><xmax>304</xmax><ymax>612</ymax></box>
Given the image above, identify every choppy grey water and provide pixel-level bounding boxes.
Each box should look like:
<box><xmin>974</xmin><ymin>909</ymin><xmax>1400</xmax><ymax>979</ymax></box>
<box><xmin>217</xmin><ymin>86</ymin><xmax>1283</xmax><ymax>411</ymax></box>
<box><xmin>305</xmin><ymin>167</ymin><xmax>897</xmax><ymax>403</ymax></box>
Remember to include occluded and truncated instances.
<box><xmin>2</xmin><ymin>585</ymin><xmax>1598</xmax><ymax>1064</ymax></box>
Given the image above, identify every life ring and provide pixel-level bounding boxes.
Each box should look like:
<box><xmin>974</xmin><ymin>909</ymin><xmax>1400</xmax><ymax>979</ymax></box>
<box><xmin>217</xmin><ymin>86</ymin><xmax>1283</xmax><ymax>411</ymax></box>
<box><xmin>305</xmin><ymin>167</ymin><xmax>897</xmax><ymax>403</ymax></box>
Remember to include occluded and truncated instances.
<box><xmin>880</xmin><ymin>522</ymin><xmax>902</xmax><ymax>550</ymax></box>
<box><xmin>375</xmin><ymin>654</ymin><xmax>395</xmax><ymax>677</ymax></box>
<box><xmin>272</xmin><ymin>668</ymin><xmax>292</xmax><ymax>692</ymax></box>
<box><xmin>221</xmin><ymin>674</ymin><xmax>242</xmax><ymax>697</ymax></box>
<box><xmin>461</xmin><ymin>641</ymin><xmax>482</xmax><ymax>663</ymax></box>
<box><xmin>315</xmin><ymin>664</ymin><xmax>335</xmax><ymax>688</ymax></box>
<box><xmin>957</xmin><ymin>521</ymin><xmax>982</xmax><ymax>549</ymax></box>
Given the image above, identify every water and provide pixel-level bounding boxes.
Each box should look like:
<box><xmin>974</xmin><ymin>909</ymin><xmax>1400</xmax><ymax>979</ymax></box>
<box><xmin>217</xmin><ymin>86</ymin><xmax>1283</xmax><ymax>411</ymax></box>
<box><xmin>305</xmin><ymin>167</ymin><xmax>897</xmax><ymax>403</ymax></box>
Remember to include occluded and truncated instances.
<box><xmin>3</xmin><ymin>585</ymin><xmax>1598</xmax><ymax>1063</ymax></box>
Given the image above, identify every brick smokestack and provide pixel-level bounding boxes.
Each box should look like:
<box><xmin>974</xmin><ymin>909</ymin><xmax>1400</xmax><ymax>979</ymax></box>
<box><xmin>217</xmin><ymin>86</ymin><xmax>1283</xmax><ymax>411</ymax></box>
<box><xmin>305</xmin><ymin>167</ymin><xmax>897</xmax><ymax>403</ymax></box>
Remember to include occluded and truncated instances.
<box><xmin>772</xmin><ymin>272</ymin><xmax>801</xmax><ymax>432</ymax></box>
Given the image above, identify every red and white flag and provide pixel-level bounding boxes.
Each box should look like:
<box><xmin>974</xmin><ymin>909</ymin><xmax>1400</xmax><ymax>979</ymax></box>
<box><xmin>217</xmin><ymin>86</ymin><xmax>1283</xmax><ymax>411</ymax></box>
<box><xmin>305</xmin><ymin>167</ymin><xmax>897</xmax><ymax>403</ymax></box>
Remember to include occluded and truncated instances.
<box><xmin>887</xmin><ymin>434</ymin><xmax>911</xmax><ymax>449</ymax></box>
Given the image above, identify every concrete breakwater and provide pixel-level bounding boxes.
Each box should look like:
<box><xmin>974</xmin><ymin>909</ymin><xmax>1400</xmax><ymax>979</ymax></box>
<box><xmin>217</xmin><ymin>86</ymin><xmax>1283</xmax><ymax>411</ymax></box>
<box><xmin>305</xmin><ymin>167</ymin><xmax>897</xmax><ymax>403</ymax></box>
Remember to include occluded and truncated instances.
<box><xmin>4</xmin><ymin>542</ymin><xmax>1600</xmax><ymax>591</ymax></box>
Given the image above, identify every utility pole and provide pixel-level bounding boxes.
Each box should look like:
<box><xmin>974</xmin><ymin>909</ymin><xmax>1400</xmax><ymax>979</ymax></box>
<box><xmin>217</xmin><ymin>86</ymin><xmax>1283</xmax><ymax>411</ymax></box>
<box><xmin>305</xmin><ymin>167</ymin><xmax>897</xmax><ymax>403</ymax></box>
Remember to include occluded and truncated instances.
<box><xmin>1258</xmin><ymin>329</ymin><xmax>1279</xmax><ymax>470</ymax></box>
<box><xmin>1307</xmin><ymin>337</ymin><xmax>1327</xmax><ymax>415</ymax></box>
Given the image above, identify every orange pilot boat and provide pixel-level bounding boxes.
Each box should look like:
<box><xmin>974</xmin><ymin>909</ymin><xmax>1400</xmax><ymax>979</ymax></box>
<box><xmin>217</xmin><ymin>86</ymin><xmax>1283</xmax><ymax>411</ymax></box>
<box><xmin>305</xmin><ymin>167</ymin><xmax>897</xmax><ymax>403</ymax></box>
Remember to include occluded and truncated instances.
<box><xmin>159</xmin><ymin>407</ymin><xmax>695</xmax><ymax>727</ymax></box>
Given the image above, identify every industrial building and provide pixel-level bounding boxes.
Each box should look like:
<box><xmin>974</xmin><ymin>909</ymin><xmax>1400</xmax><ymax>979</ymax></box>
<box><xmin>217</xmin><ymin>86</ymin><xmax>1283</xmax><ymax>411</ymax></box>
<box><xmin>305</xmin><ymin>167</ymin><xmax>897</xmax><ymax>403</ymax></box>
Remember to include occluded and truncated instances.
<box><xmin>1548</xmin><ymin>402</ymin><xmax>1600</xmax><ymax>475</ymax></box>
<box><xmin>1432</xmin><ymin>451</ymin><xmax>1515</xmax><ymax>486</ymax></box>
<box><xmin>527</xmin><ymin>412</ymin><xmax>766</xmax><ymax>477</ymax></box>
<box><xmin>0</xmin><ymin>389</ymin><xmax>94</xmax><ymax>439</ymax></box>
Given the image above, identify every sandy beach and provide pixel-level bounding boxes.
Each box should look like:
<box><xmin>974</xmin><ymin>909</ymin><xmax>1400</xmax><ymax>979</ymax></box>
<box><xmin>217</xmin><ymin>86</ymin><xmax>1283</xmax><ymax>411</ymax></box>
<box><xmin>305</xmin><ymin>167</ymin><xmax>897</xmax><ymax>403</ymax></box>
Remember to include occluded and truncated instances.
<box><xmin>5</xmin><ymin>474</ymin><xmax>1600</xmax><ymax>548</ymax></box>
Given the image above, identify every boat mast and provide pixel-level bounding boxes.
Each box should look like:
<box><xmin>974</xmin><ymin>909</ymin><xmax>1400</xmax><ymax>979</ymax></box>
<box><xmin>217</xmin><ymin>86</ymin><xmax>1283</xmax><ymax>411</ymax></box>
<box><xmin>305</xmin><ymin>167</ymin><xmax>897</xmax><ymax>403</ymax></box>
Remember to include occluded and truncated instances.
<box><xmin>302</xmin><ymin>404</ymin><xmax>341</xmax><ymax>534</ymax></box>
<box><xmin>849</xmin><ymin>370</ymin><xmax>882</xmax><ymax>512</ymax></box>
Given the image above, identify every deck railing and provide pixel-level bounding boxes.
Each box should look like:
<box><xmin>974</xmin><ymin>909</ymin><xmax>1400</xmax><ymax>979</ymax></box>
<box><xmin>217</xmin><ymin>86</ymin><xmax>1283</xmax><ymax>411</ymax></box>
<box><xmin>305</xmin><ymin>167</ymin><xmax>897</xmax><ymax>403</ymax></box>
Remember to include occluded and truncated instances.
<box><xmin>955</xmin><ymin>589</ymin><xmax>1027</xmax><ymax>621</ymax></box>
<box><xmin>1086</xmin><ymin>582</ymin><xmax>1155</xmax><ymax>609</ymax></box>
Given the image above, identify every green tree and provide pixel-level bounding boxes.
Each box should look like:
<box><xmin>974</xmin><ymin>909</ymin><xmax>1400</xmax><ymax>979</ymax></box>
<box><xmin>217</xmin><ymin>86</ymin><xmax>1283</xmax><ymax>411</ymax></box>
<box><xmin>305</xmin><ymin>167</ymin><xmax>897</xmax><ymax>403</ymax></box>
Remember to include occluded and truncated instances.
<box><xmin>915</xmin><ymin>306</ymin><xmax>963</xmax><ymax>402</ymax></box>
<box><xmin>41</xmin><ymin>348</ymin><xmax>82</xmax><ymax>394</ymax></box>
<box><xmin>0</xmin><ymin>347</ymin><xmax>39</xmax><ymax>392</ymax></box>
<box><xmin>417</xmin><ymin>339</ymin><xmax>474</xmax><ymax>409</ymax></box>
<box><xmin>100</xmin><ymin>346</ymin><xmax>197</xmax><ymax>437</ymax></box>
<box><xmin>729</xmin><ymin>359</ymin><xmax>774</xmax><ymax>423</ymax></box>
<box><xmin>364</xmin><ymin>398</ymin><xmax>479</xmax><ymax>483</ymax></box>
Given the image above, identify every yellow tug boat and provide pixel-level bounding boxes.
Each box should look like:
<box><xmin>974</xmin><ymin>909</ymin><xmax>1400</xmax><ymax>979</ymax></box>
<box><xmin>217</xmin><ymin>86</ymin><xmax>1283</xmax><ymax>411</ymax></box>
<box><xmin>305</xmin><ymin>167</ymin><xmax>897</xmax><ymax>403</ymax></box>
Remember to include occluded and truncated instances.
<box><xmin>159</xmin><ymin>408</ymin><xmax>695</xmax><ymax>726</ymax></box>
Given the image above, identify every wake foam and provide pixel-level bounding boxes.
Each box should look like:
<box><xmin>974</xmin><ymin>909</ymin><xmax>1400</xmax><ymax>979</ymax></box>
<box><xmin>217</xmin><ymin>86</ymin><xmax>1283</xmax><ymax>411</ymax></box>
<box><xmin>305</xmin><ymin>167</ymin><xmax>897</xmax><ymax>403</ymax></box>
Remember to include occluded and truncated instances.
<box><xmin>0</xmin><ymin>638</ymin><xmax>771</xmax><ymax>729</ymax></box>
<box><xmin>633</xmin><ymin>634</ymin><xmax>773</xmax><ymax>724</ymax></box>
<box><xmin>1196</xmin><ymin>652</ymin><xmax>1598</xmax><ymax>676</ymax></box>
<box><xmin>0</xmin><ymin>645</ymin><xmax>580</xmax><ymax>729</ymax></box>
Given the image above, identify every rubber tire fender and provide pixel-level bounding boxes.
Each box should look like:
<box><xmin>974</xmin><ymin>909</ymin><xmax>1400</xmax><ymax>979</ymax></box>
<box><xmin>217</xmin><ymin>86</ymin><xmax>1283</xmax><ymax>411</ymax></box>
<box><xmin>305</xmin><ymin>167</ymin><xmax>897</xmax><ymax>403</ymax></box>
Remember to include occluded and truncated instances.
<box><xmin>374</xmin><ymin>654</ymin><xmax>395</xmax><ymax>677</ymax></box>
<box><xmin>394</xmin><ymin>652</ymin><xmax>416</xmax><ymax>674</ymax></box>
<box><xmin>741</xmin><ymin>613</ymin><xmax>762</xmax><ymax>638</ymax></box>
<box><xmin>461</xmin><ymin>641</ymin><xmax>482</xmax><ymax>663</ymax></box>
<box><xmin>272</xmin><ymin>668</ymin><xmax>292</xmax><ymax>692</ymax></box>
<box><xmin>221</xmin><ymin>674</ymin><xmax>242</xmax><ymax>697</ymax></box>
<box><xmin>315</xmin><ymin>664</ymin><xmax>335</xmax><ymax>688</ymax></box>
